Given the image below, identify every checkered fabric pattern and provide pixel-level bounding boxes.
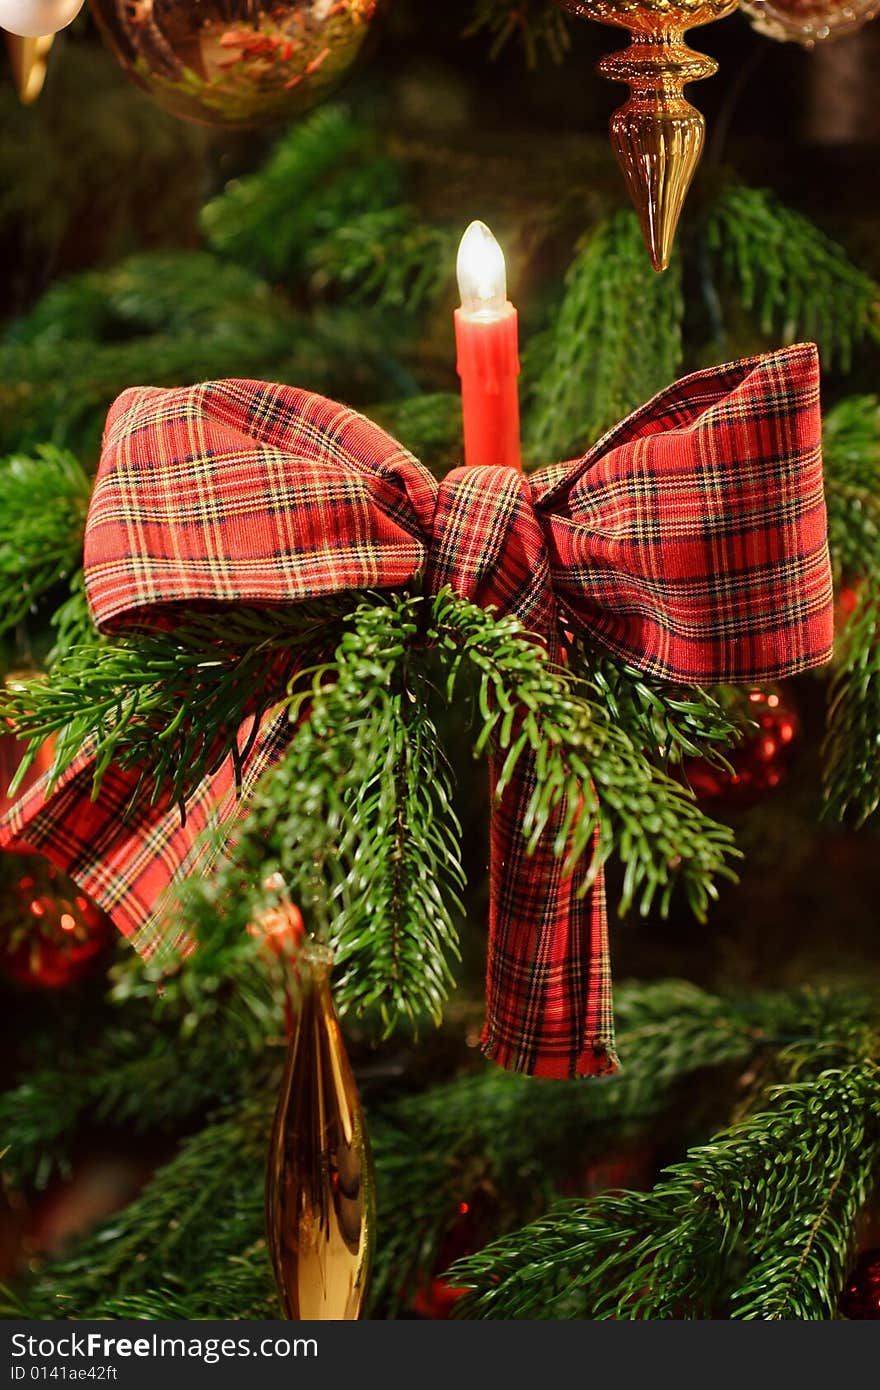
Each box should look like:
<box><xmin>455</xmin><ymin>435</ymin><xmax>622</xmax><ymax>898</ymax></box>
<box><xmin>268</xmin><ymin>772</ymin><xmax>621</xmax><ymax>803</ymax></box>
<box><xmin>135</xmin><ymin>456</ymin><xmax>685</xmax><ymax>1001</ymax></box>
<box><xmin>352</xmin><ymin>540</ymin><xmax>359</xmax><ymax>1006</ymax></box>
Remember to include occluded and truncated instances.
<box><xmin>0</xmin><ymin>342</ymin><xmax>833</xmax><ymax>1078</ymax></box>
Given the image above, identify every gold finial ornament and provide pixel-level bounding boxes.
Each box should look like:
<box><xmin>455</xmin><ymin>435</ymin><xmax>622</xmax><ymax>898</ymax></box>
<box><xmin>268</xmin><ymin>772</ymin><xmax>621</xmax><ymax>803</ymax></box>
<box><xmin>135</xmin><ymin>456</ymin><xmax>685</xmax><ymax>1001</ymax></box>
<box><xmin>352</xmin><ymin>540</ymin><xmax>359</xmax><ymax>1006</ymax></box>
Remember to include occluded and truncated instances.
<box><xmin>557</xmin><ymin>0</ymin><xmax>737</xmax><ymax>270</ymax></box>
<box><xmin>5</xmin><ymin>32</ymin><xmax>54</xmax><ymax>104</ymax></box>
<box><xmin>265</xmin><ymin>942</ymin><xmax>375</xmax><ymax>1320</ymax></box>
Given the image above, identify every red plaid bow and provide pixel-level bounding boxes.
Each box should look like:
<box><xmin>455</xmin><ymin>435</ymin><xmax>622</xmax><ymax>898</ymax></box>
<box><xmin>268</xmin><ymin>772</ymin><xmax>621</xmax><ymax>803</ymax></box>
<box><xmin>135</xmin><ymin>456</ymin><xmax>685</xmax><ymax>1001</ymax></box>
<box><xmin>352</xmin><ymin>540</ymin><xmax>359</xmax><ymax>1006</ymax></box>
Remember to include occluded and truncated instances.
<box><xmin>1</xmin><ymin>343</ymin><xmax>832</xmax><ymax>1077</ymax></box>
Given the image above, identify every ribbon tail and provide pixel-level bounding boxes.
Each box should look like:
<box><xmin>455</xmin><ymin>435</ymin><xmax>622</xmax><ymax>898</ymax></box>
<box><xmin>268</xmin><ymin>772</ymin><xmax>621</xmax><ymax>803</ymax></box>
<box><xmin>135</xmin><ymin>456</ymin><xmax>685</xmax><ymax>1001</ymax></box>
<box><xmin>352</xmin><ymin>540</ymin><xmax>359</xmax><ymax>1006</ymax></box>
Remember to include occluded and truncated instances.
<box><xmin>0</xmin><ymin>705</ymin><xmax>293</xmax><ymax>966</ymax></box>
<box><xmin>480</xmin><ymin>749</ymin><xmax>618</xmax><ymax>1079</ymax></box>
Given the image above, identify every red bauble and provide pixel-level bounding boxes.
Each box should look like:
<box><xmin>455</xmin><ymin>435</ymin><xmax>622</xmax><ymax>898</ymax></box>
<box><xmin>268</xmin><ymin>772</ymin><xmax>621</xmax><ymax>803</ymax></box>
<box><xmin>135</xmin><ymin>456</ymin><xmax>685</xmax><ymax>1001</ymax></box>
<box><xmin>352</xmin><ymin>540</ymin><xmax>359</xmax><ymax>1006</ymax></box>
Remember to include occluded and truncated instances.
<box><xmin>0</xmin><ymin>675</ymin><xmax>114</xmax><ymax>986</ymax></box>
<box><xmin>412</xmin><ymin>1188</ymin><xmax>497</xmax><ymax>1319</ymax></box>
<box><xmin>685</xmin><ymin>685</ymin><xmax>800</xmax><ymax>807</ymax></box>
<box><xmin>1</xmin><ymin>856</ymin><xmax>113</xmax><ymax>989</ymax></box>
<box><xmin>26</xmin><ymin>1149</ymin><xmax>157</xmax><ymax>1256</ymax></box>
<box><xmin>559</xmin><ymin>1141</ymin><xmax>658</xmax><ymax>1200</ymax></box>
<box><xmin>839</xmin><ymin>1250</ymin><xmax>880</xmax><ymax>1320</ymax></box>
<box><xmin>412</xmin><ymin>1274</ymin><xmax>468</xmax><ymax>1319</ymax></box>
<box><xmin>836</xmin><ymin>584</ymin><xmax>861</xmax><ymax>630</ymax></box>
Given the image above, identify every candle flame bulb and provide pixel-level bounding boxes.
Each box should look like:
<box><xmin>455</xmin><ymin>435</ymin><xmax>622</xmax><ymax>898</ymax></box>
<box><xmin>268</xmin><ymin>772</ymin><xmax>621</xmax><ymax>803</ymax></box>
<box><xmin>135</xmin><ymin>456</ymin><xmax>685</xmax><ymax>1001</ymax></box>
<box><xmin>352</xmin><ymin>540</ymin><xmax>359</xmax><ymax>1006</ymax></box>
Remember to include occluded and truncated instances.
<box><xmin>457</xmin><ymin>221</ymin><xmax>508</xmax><ymax>319</ymax></box>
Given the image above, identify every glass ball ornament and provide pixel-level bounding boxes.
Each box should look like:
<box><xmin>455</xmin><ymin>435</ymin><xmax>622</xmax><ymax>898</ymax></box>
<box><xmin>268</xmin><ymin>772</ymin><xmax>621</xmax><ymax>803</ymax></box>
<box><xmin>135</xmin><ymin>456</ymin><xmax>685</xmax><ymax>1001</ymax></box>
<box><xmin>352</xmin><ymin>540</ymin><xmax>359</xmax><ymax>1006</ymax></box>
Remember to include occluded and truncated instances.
<box><xmin>739</xmin><ymin>0</ymin><xmax>878</xmax><ymax>44</ymax></box>
<box><xmin>684</xmin><ymin>685</ymin><xmax>800</xmax><ymax>807</ymax></box>
<box><xmin>0</xmin><ymin>0</ymin><xmax>83</xmax><ymax>36</ymax></box>
<box><xmin>1</xmin><ymin>857</ymin><xmax>113</xmax><ymax>990</ymax></box>
<box><xmin>87</xmin><ymin>0</ymin><xmax>383</xmax><ymax>128</ymax></box>
<box><xmin>411</xmin><ymin>1189</ymin><xmax>497</xmax><ymax>1319</ymax></box>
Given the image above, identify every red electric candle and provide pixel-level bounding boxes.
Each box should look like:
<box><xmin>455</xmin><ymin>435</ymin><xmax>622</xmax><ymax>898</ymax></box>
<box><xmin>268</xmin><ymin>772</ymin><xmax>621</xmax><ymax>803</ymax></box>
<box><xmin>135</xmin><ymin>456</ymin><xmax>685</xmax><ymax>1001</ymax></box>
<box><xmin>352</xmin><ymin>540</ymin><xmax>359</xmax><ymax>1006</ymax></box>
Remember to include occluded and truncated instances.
<box><xmin>455</xmin><ymin>221</ymin><xmax>522</xmax><ymax>473</ymax></box>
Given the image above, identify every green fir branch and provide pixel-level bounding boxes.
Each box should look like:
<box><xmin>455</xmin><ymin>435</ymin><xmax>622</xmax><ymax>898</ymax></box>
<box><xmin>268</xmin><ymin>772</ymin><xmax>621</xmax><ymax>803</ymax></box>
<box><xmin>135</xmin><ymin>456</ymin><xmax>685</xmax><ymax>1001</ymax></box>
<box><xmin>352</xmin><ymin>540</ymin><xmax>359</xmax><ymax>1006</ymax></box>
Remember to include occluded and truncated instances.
<box><xmin>819</xmin><ymin>398</ymin><xmax>880</xmax><ymax>826</ymax></box>
<box><xmin>370</xmin><ymin>979</ymin><xmax>758</xmax><ymax>1314</ymax></box>
<box><xmin>172</xmin><ymin>595</ymin><xmax>464</xmax><ymax>1031</ymax></box>
<box><xmin>823</xmin><ymin>580</ymin><xmax>880</xmax><ymax>825</ymax></box>
<box><xmin>452</xmin><ymin>1062</ymin><xmax>880</xmax><ymax>1319</ymax></box>
<box><xmin>334</xmin><ymin>657</ymin><xmax>465</xmax><ymax>1033</ymax></box>
<box><xmin>433</xmin><ymin>591</ymin><xmax>739</xmax><ymax>919</ymax></box>
<box><xmin>703</xmin><ymin>185</ymin><xmax>880</xmax><ymax>371</ymax></box>
<box><xmin>46</xmin><ymin>570</ymin><xmax>100</xmax><ymax>670</ymax></box>
<box><xmin>0</xmin><ymin>446</ymin><xmax>91</xmax><ymax>636</ymax></box>
<box><xmin>823</xmin><ymin>394</ymin><xmax>880</xmax><ymax>584</ymax></box>
<box><xmin>19</xmin><ymin>1096</ymin><xmax>277</xmax><ymax>1321</ymax></box>
<box><xmin>8</xmin><ymin>252</ymin><xmax>284</xmax><ymax>349</ymax></box>
<box><xmin>200</xmin><ymin>107</ymin><xmax>399</xmax><ymax>283</ymax></box>
<box><xmin>731</xmin><ymin>1073</ymin><xmax>879</xmax><ymax>1319</ymax></box>
<box><xmin>95</xmin><ymin>1255</ymin><xmax>278</xmax><ymax>1323</ymax></box>
<box><xmin>573</xmin><ymin>644</ymin><xmax>744</xmax><ymax>770</ymax></box>
<box><xmin>0</xmin><ymin>605</ymin><xmax>343</xmax><ymax>809</ymax></box>
<box><xmin>0</xmin><ymin>271</ymin><xmax>398</xmax><ymax>457</ymax></box>
<box><xmin>466</xmin><ymin>0</ymin><xmax>572</xmax><ymax>65</ymax></box>
<box><xmin>523</xmin><ymin>210</ymin><xmax>684</xmax><ymax>463</ymax></box>
<box><xmin>0</xmin><ymin>1019</ymin><xmax>279</xmax><ymax>1194</ymax></box>
<box><xmin>309</xmin><ymin>208</ymin><xmax>457</xmax><ymax>314</ymax></box>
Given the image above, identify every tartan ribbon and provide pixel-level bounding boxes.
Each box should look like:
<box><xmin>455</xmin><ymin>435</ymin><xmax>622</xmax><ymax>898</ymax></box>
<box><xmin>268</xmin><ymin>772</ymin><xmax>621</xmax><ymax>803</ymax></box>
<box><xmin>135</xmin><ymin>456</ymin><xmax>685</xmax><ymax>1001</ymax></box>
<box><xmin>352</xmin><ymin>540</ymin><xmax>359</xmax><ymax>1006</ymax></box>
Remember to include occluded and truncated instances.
<box><xmin>0</xmin><ymin>343</ymin><xmax>833</xmax><ymax>1078</ymax></box>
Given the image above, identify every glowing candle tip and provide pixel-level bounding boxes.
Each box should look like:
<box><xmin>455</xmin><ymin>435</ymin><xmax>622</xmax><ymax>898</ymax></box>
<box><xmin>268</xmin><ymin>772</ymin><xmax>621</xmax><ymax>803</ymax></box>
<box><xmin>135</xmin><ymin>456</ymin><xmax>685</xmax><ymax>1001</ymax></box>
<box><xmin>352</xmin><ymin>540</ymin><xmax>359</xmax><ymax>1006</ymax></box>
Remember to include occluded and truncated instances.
<box><xmin>457</xmin><ymin>220</ymin><xmax>508</xmax><ymax>318</ymax></box>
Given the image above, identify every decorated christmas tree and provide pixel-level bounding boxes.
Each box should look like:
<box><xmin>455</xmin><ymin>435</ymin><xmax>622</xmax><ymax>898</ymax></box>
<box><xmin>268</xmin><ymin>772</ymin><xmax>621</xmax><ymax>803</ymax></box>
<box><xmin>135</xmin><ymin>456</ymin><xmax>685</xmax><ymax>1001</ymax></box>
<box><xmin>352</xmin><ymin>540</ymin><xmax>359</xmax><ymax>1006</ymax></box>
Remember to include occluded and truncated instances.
<box><xmin>1</xmin><ymin>0</ymin><xmax>880</xmax><ymax>1325</ymax></box>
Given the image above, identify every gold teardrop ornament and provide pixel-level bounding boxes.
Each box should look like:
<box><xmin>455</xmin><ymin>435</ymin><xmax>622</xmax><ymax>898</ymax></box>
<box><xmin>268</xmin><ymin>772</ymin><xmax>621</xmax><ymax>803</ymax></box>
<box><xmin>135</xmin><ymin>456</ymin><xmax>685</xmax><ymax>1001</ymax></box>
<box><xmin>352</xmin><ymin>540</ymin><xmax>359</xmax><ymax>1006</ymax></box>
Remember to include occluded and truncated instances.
<box><xmin>265</xmin><ymin>941</ymin><xmax>375</xmax><ymax>1320</ymax></box>
<box><xmin>5</xmin><ymin>31</ymin><xmax>54</xmax><ymax>104</ymax></box>
<box><xmin>557</xmin><ymin>0</ymin><xmax>738</xmax><ymax>271</ymax></box>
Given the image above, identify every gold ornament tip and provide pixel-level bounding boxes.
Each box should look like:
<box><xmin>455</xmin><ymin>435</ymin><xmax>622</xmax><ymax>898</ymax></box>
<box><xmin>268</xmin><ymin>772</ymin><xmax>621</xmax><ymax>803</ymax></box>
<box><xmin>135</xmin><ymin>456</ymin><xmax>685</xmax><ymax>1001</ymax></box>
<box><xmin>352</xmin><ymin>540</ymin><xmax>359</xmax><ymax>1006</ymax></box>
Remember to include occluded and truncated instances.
<box><xmin>598</xmin><ymin>33</ymin><xmax>720</xmax><ymax>270</ymax></box>
<box><xmin>604</xmin><ymin>69</ymin><xmax>709</xmax><ymax>273</ymax></box>
<box><xmin>6</xmin><ymin>32</ymin><xmax>54</xmax><ymax>105</ymax></box>
<box><xmin>613</xmin><ymin>105</ymin><xmax>705</xmax><ymax>273</ymax></box>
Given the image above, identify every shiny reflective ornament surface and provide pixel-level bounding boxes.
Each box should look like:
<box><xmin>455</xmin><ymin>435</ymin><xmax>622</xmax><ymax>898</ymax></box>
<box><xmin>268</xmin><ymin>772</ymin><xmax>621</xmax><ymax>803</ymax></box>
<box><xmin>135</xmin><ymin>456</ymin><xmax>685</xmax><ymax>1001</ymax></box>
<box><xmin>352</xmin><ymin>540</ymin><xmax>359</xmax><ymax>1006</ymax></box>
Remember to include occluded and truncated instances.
<box><xmin>685</xmin><ymin>684</ymin><xmax>800</xmax><ymax>806</ymax></box>
<box><xmin>739</xmin><ymin>0</ymin><xmax>877</xmax><ymax>43</ymax></box>
<box><xmin>0</xmin><ymin>0</ymin><xmax>81</xmax><ymax>35</ymax></box>
<box><xmin>556</xmin><ymin>0</ymin><xmax>737</xmax><ymax>271</ymax></box>
<box><xmin>0</xmin><ymin>856</ymin><xmax>114</xmax><ymax>989</ymax></box>
<box><xmin>5</xmin><ymin>31</ymin><xmax>54</xmax><ymax>102</ymax></box>
<box><xmin>266</xmin><ymin>942</ymin><xmax>375</xmax><ymax>1320</ymax></box>
<box><xmin>88</xmin><ymin>0</ymin><xmax>381</xmax><ymax>127</ymax></box>
<box><xmin>0</xmin><ymin>671</ymin><xmax>114</xmax><ymax>988</ymax></box>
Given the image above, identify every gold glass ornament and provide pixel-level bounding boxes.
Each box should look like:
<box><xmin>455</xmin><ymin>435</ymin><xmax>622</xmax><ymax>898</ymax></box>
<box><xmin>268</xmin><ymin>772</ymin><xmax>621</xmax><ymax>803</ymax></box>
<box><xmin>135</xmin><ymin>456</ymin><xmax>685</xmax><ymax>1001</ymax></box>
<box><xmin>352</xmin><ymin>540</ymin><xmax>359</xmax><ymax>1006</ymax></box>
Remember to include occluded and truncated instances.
<box><xmin>739</xmin><ymin>0</ymin><xmax>878</xmax><ymax>43</ymax></box>
<box><xmin>87</xmin><ymin>0</ymin><xmax>382</xmax><ymax>128</ymax></box>
<box><xmin>5</xmin><ymin>32</ymin><xmax>54</xmax><ymax>104</ymax></box>
<box><xmin>266</xmin><ymin>942</ymin><xmax>375</xmax><ymax>1320</ymax></box>
<box><xmin>557</xmin><ymin>0</ymin><xmax>737</xmax><ymax>272</ymax></box>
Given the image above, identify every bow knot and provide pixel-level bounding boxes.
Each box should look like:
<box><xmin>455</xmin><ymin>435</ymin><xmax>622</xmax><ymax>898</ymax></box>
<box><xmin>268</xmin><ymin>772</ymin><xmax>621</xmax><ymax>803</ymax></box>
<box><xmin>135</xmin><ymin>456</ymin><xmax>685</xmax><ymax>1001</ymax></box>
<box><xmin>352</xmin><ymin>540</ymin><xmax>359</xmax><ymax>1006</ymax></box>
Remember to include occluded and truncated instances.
<box><xmin>427</xmin><ymin>465</ymin><xmax>554</xmax><ymax>635</ymax></box>
<box><xmin>1</xmin><ymin>344</ymin><xmax>834</xmax><ymax>1078</ymax></box>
